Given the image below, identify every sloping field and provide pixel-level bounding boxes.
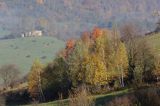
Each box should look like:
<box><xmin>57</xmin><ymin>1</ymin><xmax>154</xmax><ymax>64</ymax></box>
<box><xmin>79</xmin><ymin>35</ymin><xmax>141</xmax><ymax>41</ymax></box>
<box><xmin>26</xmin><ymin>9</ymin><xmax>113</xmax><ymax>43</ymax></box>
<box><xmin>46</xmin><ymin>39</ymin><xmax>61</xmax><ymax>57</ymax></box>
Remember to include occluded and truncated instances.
<box><xmin>0</xmin><ymin>37</ymin><xmax>65</xmax><ymax>76</ymax></box>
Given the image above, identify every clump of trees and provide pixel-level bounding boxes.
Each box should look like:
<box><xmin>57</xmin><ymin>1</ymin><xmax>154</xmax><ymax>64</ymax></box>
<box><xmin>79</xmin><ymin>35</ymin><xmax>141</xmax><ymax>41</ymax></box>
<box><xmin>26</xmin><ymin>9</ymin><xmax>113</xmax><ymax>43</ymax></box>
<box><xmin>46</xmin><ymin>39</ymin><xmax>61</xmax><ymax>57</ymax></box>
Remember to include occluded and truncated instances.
<box><xmin>28</xmin><ymin>27</ymin><xmax>129</xmax><ymax>100</ymax></box>
<box><xmin>65</xmin><ymin>27</ymin><xmax>128</xmax><ymax>90</ymax></box>
<box><xmin>121</xmin><ymin>24</ymin><xmax>158</xmax><ymax>85</ymax></box>
<box><xmin>28</xmin><ymin>26</ymin><xmax>160</xmax><ymax>101</ymax></box>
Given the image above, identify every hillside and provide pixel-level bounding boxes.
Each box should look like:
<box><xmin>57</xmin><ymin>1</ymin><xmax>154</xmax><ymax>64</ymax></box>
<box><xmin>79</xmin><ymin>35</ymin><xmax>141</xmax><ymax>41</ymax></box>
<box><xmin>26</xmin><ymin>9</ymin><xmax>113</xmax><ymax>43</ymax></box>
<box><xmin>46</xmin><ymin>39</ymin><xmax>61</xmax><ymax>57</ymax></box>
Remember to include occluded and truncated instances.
<box><xmin>0</xmin><ymin>0</ymin><xmax>160</xmax><ymax>39</ymax></box>
<box><xmin>146</xmin><ymin>33</ymin><xmax>160</xmax><ymax>55</ymax></box>
<box><xmin>22</xmin><ymin>33</ymin><xmax>160</xmax><ymax>106</ymax></box>
<box><xmin>0</xmin><ymin>37</ymin><xmax>65</xmax><ymax>76</ymax></box>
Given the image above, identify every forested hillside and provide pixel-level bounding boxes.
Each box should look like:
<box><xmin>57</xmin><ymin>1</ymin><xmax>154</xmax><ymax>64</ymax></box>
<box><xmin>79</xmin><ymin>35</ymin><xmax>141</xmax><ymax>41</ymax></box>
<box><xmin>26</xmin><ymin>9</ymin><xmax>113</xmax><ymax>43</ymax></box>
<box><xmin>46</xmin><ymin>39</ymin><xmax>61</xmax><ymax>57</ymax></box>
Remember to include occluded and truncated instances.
<box><xmin>0</xmin><ymin>0</ymin><xmax>160</xmax><ymax>39</ymax></box>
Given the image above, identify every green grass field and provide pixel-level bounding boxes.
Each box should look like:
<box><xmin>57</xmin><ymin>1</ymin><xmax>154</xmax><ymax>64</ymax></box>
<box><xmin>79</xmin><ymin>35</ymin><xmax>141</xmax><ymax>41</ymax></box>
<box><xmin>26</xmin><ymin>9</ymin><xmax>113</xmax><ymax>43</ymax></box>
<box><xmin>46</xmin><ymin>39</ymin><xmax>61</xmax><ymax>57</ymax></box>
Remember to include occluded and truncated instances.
<box><xmin>0</xmin><ymin>37</ymin><xmax>65</xmax><ymax>76</ymax></box>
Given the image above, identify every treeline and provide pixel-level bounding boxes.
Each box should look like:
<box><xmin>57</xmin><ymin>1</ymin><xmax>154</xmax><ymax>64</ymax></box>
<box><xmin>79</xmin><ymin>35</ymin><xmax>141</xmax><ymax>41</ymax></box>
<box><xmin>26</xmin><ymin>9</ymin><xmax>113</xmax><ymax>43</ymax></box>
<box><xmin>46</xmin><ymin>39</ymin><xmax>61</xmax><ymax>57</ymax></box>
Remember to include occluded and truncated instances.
<box><xmin>28</xmin><ymin>25</ymin><xmax>160</xmax><ymax>102</ymax></box>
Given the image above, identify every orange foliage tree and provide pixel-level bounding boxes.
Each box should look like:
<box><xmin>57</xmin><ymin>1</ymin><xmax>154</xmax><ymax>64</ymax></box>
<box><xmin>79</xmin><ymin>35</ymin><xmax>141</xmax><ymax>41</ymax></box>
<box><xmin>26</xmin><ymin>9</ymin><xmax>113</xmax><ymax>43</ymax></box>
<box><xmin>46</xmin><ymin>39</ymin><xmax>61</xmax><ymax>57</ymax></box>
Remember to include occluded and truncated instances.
<box><xmin>63</xmin><ymin>39</ymin><xmax>76</xmax><ymax>58</ymax></box>
<box><xmin>92</xmin><ymin>27</ymin><xmax>104</xmax><ymax>40</ymax></box>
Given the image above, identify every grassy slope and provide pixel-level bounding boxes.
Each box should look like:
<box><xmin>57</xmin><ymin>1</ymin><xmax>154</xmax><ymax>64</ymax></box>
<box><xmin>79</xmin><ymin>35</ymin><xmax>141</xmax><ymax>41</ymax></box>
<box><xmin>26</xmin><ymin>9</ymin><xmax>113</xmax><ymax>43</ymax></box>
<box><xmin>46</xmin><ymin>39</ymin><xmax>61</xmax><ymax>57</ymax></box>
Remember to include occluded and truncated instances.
<box><xmin>0</xmin><ymin>37</ymin><xmax>65</xmax><ymax>76</ymax></box>
<box><xmin>25</xmin><ymin>88</ymin><xmax>131</xmax><ymax>106</ymax></box>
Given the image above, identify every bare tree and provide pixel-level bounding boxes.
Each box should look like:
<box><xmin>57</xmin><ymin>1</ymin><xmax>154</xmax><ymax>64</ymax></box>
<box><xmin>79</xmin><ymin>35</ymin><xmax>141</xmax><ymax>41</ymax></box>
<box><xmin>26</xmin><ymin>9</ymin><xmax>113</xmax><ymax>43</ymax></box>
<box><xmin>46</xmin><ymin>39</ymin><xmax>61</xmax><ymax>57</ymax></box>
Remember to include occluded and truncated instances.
<box><xmin>120</xmin><ymin>23</ymin><xmax>156</xmax><ymax>84</ymax></box>
<box><xmin>120</xmin><ymin>23</ymin><xmax>141</xmax><ymax>83</ymax></box>
<box><xmin>0</xmin><ymin>64</ymin><xmax>20</xmax><ymax>88</ymax></box>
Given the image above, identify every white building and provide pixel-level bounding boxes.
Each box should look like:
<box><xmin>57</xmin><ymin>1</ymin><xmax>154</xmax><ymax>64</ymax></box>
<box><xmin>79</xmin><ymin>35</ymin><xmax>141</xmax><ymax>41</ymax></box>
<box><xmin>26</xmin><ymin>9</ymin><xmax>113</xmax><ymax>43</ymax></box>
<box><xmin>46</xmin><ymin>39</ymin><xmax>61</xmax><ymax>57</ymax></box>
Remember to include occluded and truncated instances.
<box><xmin>31</xmin><ymin>30</ymin><xmax>42</xmax><ymax>37</ymax></box>
<box><xmin>21</xmin><ymin>30</ymin><xmax>43</xmax><ymax>37</ymax></box>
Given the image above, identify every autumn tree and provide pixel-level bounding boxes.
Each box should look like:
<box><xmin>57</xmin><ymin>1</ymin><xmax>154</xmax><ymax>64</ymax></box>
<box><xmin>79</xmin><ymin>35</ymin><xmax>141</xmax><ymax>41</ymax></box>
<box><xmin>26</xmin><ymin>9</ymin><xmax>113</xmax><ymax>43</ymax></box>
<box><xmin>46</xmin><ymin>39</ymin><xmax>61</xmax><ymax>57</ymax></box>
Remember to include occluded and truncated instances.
<box><xmin>64</xmin><ymin>39</ymin><xmax>75</xmax><ymax>58</ymax></box>
<box><xmin>121</xmin><ymin>23</ymin><xmax>156</xmax><ymax>84</ymax></box>
<box><xmin>81</xmin><ymin>54</ymin><xmax>108</xmax><ymax>86</ymax></box>
<box><xmin>67</xmin><ymin>39</ymin><xmax>90</xmax><ymax>87</ymax></box>
<box><xmin>42</xmin><ymin>57</ymin><xmax>71</xmax><ymax>100</ymax></box>
<box><xmin>120</xmin><ymin>24</ymin><xmax>141</xmax><ymax>83</ymax></box>
<box><xmin>136</xmin><ymin>39</ymin><xmax>156</xmax><ymax>83</ymax></box>
<box><xmin>0</xmin><ymin>64</ymin><xmax>20</xmax><ymax>88</ymax></box>
<box><xmin>111</xmin><ymin>28</ymin><xmax>128</xmax><ymax>87</ymax></box>
<box><xmin>92</xmin><ymin>27</ymin><xmax>104</xmax><ymax>40</ymax></box>
<box><xmin>28</xmin><ymin>59</ymin><xmax>45</xmax><ymax>102</ymax></box>
<box><xmin>92</xmin><ymin>28</ymin><xmax>128</xmax><ymax>87</ymax></box>
<box><xmin>66</xmin><ymin>27</ymin><xmax>128</xmax><ymax>89</ymax></box>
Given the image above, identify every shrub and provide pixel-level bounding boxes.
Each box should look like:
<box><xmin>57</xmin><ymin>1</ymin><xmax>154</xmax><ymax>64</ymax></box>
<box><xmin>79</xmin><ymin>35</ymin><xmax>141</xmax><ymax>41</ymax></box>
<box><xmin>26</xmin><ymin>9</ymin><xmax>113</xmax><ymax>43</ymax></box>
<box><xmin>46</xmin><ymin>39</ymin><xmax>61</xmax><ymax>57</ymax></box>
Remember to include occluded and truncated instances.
<box><xmin>134</xmin><ymin>88</ymin><xmax>160</xmax><ymax>106</ymax></box>
<box><xmin>68</xmin><ymin>85</ymin><xmax>95</xmax><ymax>106</ymax></box>
<box><xmin>107</xmin><ymin>96</ymin><xmax>135</xmax><ymax>106</ymax></box>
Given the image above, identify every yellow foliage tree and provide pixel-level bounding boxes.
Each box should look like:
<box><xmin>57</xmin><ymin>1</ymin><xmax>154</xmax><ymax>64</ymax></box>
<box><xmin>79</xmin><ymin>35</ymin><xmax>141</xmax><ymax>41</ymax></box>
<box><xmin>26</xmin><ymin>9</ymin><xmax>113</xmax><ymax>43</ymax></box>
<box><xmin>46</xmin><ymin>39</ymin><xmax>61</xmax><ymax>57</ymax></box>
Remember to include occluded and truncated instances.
<box><xmin>28</xmin><ymin>59</ymin><xmax>44</xmax><ymax>101</ymax></box>
<box><xmin>82</xmin><ymin>54</ymin><xmax>108</xmax><ymax>86</ymax></box>
<box><xmin>114</xmin><ymin>43</ymin><xmax>128</xmax><ymax>87</ymax></box>
<box><xmin>67</xmin><ymin>39</ymin><xmax>90</xmax><ymax>86</ymax></box>
<box><xmin>66</xmin><ymin>27</ymin><xmax>128</xmax><ymax>88</ymax></box>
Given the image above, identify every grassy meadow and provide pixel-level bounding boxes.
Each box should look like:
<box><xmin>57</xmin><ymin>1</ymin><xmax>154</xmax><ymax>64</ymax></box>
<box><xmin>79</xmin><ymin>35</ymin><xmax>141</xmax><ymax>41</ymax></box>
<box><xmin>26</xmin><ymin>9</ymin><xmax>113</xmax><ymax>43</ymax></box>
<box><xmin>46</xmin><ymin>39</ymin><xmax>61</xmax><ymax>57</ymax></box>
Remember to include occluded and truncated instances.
<box><xmin>0</xmin><ymin>37</ymin><xmax>65</xmax><ymax>76</ymax></box>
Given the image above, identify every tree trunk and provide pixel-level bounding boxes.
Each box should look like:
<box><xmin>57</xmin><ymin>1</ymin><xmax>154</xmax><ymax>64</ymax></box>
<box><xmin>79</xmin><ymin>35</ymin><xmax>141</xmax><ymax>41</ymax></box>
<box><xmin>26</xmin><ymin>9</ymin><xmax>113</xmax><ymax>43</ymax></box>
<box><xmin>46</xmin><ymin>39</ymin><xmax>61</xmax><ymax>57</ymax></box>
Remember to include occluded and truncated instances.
<box><xmin>121</xmin><ymin>66</ymin><xmax>124</xmax><ymax>87</ymax></box>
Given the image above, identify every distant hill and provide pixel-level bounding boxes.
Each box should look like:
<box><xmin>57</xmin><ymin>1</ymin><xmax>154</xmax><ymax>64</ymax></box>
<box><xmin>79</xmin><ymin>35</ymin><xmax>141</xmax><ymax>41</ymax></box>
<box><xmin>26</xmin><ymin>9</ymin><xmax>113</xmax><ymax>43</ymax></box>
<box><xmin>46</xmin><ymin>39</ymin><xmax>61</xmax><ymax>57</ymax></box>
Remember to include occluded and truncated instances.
<box><xmin>0</xmin><ymin>37</ymin><xmax>65</xmax><ymax>76</ymax></box>
<box><xmin>0</xmin><ymin>0</ymin><xmax>160</xmax><ymax>39</ymax></box>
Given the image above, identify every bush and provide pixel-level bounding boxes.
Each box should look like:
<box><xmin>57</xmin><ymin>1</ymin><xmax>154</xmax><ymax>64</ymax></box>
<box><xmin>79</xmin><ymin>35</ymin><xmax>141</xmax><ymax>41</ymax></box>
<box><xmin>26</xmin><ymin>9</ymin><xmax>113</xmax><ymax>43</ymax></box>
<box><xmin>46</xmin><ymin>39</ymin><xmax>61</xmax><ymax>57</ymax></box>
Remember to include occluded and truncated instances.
<box><xmin>134</xmin><ymin>88</ymin><xmax>160</xmax><ymax>106</ymax></box>
<box><xmin>68</xmin><ymin>85</ymin><xmax>95</xmax><ymax>106</ymax></box>
<box><xmin>107</xmin><ymin>96</ymin><xmax>136</xmax><ymax>106</ymax></box>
